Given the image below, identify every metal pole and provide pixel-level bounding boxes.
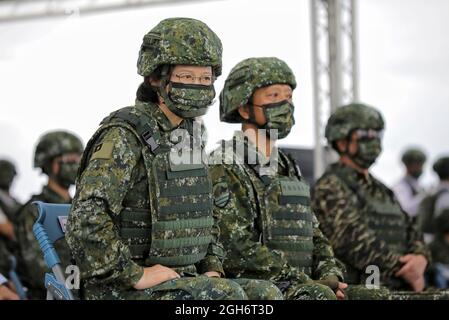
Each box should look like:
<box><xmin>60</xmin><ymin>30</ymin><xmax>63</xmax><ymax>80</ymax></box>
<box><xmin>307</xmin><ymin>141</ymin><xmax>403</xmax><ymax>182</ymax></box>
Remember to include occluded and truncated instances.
<box><xmin>311</xmin><ymin>0</ymin><xmax>324</xmax><ymax>179</ymax></box>
<box><xmin>327</xmin><ymin>0</ymin><xmax>343</xmax><ymax>113</ymax></box>
<box><xmin>351</xmin><ymin>0</ymin><xmax>360</xmax><ymax>101</ymax></box>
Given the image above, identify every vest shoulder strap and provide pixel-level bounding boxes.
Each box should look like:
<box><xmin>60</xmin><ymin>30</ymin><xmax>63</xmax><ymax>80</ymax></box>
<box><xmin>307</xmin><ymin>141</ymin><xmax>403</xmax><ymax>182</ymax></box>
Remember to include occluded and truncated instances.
<box><xmin>100</xmin><ymin>106</ymin><xmax>163</xmax><ymax>154</ymax></box>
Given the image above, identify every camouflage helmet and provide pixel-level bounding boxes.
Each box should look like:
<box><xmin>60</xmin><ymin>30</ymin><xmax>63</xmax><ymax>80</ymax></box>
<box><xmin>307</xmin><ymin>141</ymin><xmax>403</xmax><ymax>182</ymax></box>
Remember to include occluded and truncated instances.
<box><xmin>137</xmin><ymin>17</ymin><xmax>223</xmax><ymax>77</ymax></box>
<box><xmin>401</xmin><ymin>148</ymin><xmax>427</xmax><ymax>165</ymax></box>
<box><xmin>34</xmin><ymin>131</ymin><xmax>84</xmax><ymax>169</ymax></box>
<box><xmin>325</xmin><ymin>103</ymin><xmax>385</xmax><ymax>143</ymax></box>
<box><xmin>433</xmin><ymin>156</ymin><xmax>449</xmax><ymax>179</ymax></box>
<box><xmin>220</xmin><ymin>57</ymin><xmax>297</xmax><ymax>123</ymax></box>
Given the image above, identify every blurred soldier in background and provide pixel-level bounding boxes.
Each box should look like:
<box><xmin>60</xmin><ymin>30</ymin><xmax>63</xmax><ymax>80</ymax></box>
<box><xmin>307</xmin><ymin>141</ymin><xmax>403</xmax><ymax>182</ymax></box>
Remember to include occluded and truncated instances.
<box><xmin>0</xmin><ymin>159</ymin><xmax>21</xmax><ymax>236</ymax></box>
<box><xmin>0</xmin><ymin>159</ymin><xmax>21</xmax><ymax>285</ymax></box>
<box><xmin>393</xmin><ymin>148</ymin><xmax>427</xmax><ymax>218</ymax></box>
<box><xmin>311</xmin><ymin>104</ymin><xmax>449</xmax><ymax>299</ymax></box>
<box><xmin>420</xmin><ymin>157</ymin><xmax>449</xmax><ymax>288</ymax></box>
<box><xmin>209</xmin><ymin>57</ymin><xmax>357</xmax><ymax>300</ymax></box>
<box><xmin>14</xmin><ymin>130</ymin><xmax>84</xmax><ymax>299</ymax></box>
<box><xmin>419</xmin><ymin>157</ymin><xmax>449</xmax><ymax>242</ymax></box>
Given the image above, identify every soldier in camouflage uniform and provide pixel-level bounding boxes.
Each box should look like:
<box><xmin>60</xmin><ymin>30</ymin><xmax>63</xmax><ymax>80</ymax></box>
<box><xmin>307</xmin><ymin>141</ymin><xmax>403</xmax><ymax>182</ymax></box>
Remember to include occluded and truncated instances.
<box><xmin>66</xmin><ymin>18</ymin><xmax>282</xmax><ymax>300</ymax></box>
<box><xmin>312</xmin><ymin>103</ymin><xmax>449</xmax><ymax>299</ymax></box>
<box><xmin>423</xmin><ymin>157</ymin><xmax>449</xmax><ymax>288</ymax></box>
<box><xmin>14</xmin><ymin>131</ymin><xmax>83</xmax><ymax>299</ymax></box>
<box><xmin>0</xmin><ymin>160</ymin><xmax>22</xmax><ymax>223</ymax></box>
<box><xmin>0</xmin><ymin>160</ymin><xmax>20</xmax><ymax>276</ymax></box>
<box><xmin>208</xmin><ymin>57</ymin><xmax>355</xmax><ymax>300</ymax></box>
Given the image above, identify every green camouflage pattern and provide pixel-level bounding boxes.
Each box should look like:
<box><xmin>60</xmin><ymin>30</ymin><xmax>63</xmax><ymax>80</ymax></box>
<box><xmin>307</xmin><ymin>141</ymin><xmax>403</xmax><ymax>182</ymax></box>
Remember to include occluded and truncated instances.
<box><xmin>0</xmin><ymin>236</ymin><xmax>12</xmax><ymax>276</ymax></box>
<box><xmin>34</xmin><ymin>131</ymin><xmax>84</xmax><ymax>169</ymax></box>
<box><xmin>325</xmin><ymin>103</ymin><xmax>385</xmax><ymax>144</ymax></box>
<box><xmin>230</xmin><ymin>278</ymin><xmax>283</xmax><ymax>300</ymax></box>
<box><xmin>401</xmin><ymin>148</ymin><xmax>427</xmax><ymax>165</ymax></box>
<box><xmin>208</xmin><ymin>132</ymin><xmax>343</xmax><ymax>300</ymax></box>
<box><xmin>83</xmin><ymin>275</ymin><xmax>248</xmax><ymax>300</ymax></box>
<box><xmin>388</xmin><ymin>289</ymin><xmax>449</xmax><ymax>300</ymax></box>
<box><xmin>162</xmin><ymin>83</ymin><xmax>217</xmax><ymax>118</ymax></box>
<box><xmin>312</xmin><ymin>162</ymin><xmax>430</xmax><ymax>289</ymax></box>
<box><xmin>283</xmin><ymin>282</ymin><xmax>336</xmax><ymax>300</ymax></box>
<box><xmin>137</xmin><ymin>18</ymin><xmax>223</xmax><ymax>77</ymax></box>
<box><xmin>66</xmin><ymin>101</ymin><xmax>254</xmax><ymax>300</ymax></box>
<box><xmin>14</xmin><ymin>186</ymin><xmax>73</xmax><ymax>299</ymax></box>
<box><xmin>220</xmin><ymin>57</ymin><xmax>297</xmax><ymax>123</ymax></box>
<box><xmin>345</xmin><ymin>285</ymin><xmax>390</xmax><ymax>300</ymax></box>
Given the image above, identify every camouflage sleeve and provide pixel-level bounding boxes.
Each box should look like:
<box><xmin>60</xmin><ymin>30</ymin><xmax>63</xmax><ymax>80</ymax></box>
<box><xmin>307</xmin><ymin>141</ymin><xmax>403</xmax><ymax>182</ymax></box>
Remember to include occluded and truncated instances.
<box><xmin>14</xmin><ymin>203</ymin><xmax>47</xmax><ymax>290</ymax></box>
<box><xmin>312</xmin><ymin>174</ymin><xmax>402</xmax><ymax>280</ymax></box>
<box><xmin>0</xmin><ymin>238</ymin><xmax>11</xmax><ymax>276</ymax></box>
<box><xmin>195</xmin><ymin>191</ymin><xmax>226</xmax><ymax>276</ymax></box>
<box><xmin>311</xmin><ymin>213</ymin><xmax>344</xmax><ymax>281</ymax></box>
<box><xmin>209</xmin><ymin>163</ymin><xmax>311</xmax><ymax>283</ymax></box>
<box><xmin>192</xmin><ymin>123</ymin><xmax>225</xmax><ymax>276</ymax></box>
<box><xmin>66</xmin><ymin>126</ymin><xmax>143</xmax><ymax>290</ymax></box>
<box><xmin>406</xmin><ymin>216</ymin><xmax>431</xmax><ymax>263</ymax></box>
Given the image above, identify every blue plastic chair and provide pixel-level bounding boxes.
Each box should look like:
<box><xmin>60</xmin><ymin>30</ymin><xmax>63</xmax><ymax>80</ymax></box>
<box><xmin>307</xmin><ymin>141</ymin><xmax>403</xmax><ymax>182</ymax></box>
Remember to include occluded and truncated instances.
<box><xmin>32</xmin><ymin>201</ymin><xmax>74</xmax><ymax>300</ymax></box>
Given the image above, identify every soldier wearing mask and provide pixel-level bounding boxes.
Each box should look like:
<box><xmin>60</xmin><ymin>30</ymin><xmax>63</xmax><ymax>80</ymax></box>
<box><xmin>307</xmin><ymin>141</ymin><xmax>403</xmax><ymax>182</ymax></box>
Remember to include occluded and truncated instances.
<box><xmin>208</xmin><ymin>57</ymin><xmax>372</xmax><ymax>300</ymax></box>
<box><xmin>0</xmin><ymin>160</ymin><xmax>21</xmax><ymax>240</ymax></box>
<box><xmin>66</xmin><ymin>18</ymin><xmax>281</xmax><ymax>300</ymax></box>
<box><xmin>14</xmin><ymin>130</ymin><xmax>83</xmax><ymax>299</ymax></box>
<box><xmin>421</xmin><ymin>157</ymin><xmax>449</xmax><ymax>288</ymax></box>
<box><xmin>393</xmin><ymin>149</ymin><xmax>427</xmax><ymax>218</ymax></box>
<box><xmin>311</xmin><ymin>104</ymin><xmax>449</xmax><ymax>299</ymax></box>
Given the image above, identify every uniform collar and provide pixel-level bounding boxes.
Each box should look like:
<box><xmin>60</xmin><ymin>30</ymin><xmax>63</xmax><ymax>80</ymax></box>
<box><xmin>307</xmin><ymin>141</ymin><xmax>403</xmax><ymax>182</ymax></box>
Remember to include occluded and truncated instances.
<box><xmin>232</xmin><ymin>131</ymin><xmax>283</xmax><ymax>174</ymax></box>
<box><xmin>41</xmin><ymin>185</ymin><xmax>71</xmax><ymax>204</ymax></box>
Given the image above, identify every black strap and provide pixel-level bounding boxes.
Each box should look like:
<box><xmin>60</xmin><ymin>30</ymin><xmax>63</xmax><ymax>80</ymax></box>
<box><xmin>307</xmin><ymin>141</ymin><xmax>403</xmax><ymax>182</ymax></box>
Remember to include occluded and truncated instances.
<box><xmin>106</xmin><ymin>108</ymin><xmax>162</xmax><ymax>153</ymax></box>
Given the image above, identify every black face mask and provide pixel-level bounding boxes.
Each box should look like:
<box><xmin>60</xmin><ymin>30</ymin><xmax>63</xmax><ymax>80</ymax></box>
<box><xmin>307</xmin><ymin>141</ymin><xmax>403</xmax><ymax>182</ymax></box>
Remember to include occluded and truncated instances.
<box><xmin>409</xmin><ymin>170</ymin><xmax>423</xmax><ymax>179</ymax></box>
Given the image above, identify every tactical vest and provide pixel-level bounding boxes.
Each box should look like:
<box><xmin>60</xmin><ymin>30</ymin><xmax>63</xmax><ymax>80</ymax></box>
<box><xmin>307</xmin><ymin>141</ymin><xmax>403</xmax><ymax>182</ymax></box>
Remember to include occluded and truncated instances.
<box><xmin>239</xmin><ymin>149</ymin><xmax>315</xmax><ymax>276</ymax></box>
<box><xmin>79</xmin><ymin>103</ymin><xmax>214</xmax><ymax>268</ymax></box>
<box><xmin>329</xmin><ymin>165</ymin><xmax>408</xmax><ymax>285</ymax></box>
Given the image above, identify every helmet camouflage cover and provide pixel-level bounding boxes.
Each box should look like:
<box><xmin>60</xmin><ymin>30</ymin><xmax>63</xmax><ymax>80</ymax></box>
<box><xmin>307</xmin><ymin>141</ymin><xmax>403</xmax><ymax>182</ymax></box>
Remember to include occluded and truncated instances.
<box><xmin>34</xmin><ymin>131</ymin><xmax>84</xmax><ymax>169</ymax></box>
<box><xmin>137</xmin><ymin>17</ymin><xmax>223</xmax><ymax>77</ymax></box>
<box><xmin>401</xmin><ymin>148</ymin><xmax>427</xmax><ymax>165</ymax></box>
<box><xmin>325</xmin><ymin>103</ymin><xmax>385</xmax><ymax>144</ymax></box>
<box><xmin>219</xmin><ymin>57</ymin><xmax>297</xmax><ymax>123</ymax></box>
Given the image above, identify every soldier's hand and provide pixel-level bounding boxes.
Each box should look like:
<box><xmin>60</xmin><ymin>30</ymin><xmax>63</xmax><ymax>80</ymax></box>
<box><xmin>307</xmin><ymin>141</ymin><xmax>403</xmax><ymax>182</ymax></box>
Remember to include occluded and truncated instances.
<box><xmin>314</xmin><ymin>276</ymin><xmax>347</xmax><ymax>299</ymax></box>
<box><xmin>0</xmin><ymin>284</ymin><xmax>19</xmax><ymax>300</ymax></box>
<box><xmin>395</xmin><ymin>254</ymin><xmax>428</xmax><ymax>292</ymax></box>
<box><xmin>335</xmin><ymin>282</ymin><xmax>348</xmax><ymax>300</ymax></box>
<box><xmin>0</xmin><ymin>221</ymin><xmax>15</xmax><ymax>241</ymax></box>
<box><xmin>133</xmin><ymin>264</ymin><xmax>180</xmax><ymax>290</ymax></box>
<box><xmin>204</xmin><ymin>271</ymin><xmax>221</xmax><ymax>278</ymax></box>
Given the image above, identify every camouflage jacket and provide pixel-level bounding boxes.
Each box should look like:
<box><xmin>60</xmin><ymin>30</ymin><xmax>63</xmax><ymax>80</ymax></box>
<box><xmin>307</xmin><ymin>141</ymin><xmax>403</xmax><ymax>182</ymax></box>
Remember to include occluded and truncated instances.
<box><xmin>312</xmin><ymin>162</ymin><xmax>430</xmax><ymax>287</ymax></box>
<box><xmin>66</xmin><ymin>101</ymin><xmax>224</xmax><ymax>293</ymax></box>
<box><xmin>209</xmin><ymin>132</ymin><xmax>343</xmax><ymax>283</ymax></box>
<box><xmin>14</xmin><ymin>185</ymin><xmax>72</xmax><ymax>299</ymax></box>
<box><xmin>0</xmin><ymin>189</ymin><xmax>21</xmax><ymax>222</ymax></box>
<box><xmin>0</xmin><ymin>236</ymin><xmax>11</xmax><ymax>276</ymax></box>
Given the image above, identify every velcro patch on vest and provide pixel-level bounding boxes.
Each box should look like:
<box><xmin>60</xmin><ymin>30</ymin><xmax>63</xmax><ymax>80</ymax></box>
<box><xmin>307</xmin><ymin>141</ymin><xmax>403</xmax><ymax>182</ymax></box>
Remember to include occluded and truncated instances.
<box><xmin>90</xmin><ymin>141</ymin><xmax>114</xmax><ymax>160</ymax></box>
<box><xmin>280</xmin><ymin>179</ymin><xmax>310</xmax><ymax>197</ymax></box>
<box><xmin>213</xmin><ymin>182</ymin><xmax>230</xmax><ymax>208</ymax></box>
